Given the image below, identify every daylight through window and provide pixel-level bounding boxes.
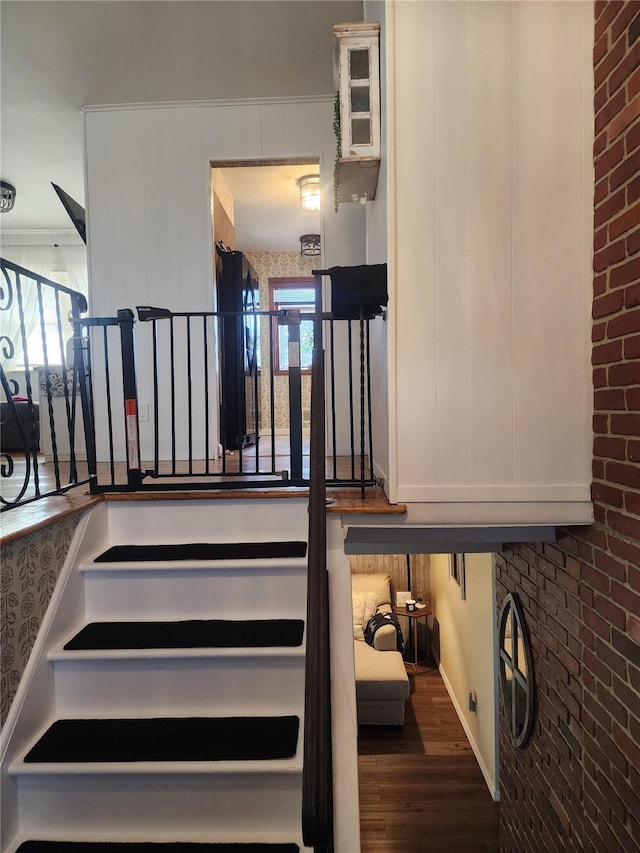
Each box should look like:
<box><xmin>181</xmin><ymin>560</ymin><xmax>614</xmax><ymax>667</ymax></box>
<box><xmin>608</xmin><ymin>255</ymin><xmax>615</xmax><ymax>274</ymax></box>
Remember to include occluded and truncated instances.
<box><xmin>269</xmin><ymin>278</ymin><xmax>317</xmax><ymax>372</ymax></box>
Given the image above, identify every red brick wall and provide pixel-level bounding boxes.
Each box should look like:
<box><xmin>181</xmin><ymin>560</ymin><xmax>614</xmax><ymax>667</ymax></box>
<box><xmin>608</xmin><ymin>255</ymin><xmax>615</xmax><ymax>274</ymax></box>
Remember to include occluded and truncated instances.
<box><xmin>496</xmin><ymin>3</ymin><xmax>640</xmax><ymax>852</ymax></box>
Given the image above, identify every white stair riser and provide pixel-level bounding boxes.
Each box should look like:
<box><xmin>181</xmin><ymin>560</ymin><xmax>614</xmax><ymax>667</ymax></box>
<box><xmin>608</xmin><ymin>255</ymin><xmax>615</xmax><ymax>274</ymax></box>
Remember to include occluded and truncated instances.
<box><xmin>105</xmin><ymin>500</ymin><xmax>310</xmax><ymax>545</ymax></box>
<box><xmin>83</xmin><ymin>569</ymin><xmax>308</xmax><ymax>620</ymax></box>
<box><xmin>53</xmin><ymin>657</ymin><xmax>306</xmax><ymax>716</ymax></box>
<box><xmin>16</xmin><ymin>772</ymin><xmax>303</xmax><ymax>836</ymax></box>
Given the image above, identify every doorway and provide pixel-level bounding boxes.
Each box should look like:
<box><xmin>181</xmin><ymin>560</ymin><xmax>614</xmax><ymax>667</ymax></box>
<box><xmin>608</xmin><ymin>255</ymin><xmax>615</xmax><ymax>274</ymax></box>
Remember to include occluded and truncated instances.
<box><xmin>210</xmin><ymin>159</ymin><xmax>322</xmax><ymax>444</ymax></box>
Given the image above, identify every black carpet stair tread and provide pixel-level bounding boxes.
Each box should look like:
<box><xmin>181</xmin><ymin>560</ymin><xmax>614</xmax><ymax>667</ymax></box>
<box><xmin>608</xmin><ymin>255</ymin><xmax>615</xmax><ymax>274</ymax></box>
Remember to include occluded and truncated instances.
<box><xmin>94</xmin><ymin>542</ymin><xmax>307</xmax><ymax>563</ymax></box>
<box><xmin>16</xmin><ymin>844</ymin><xmax>299</xmax><ymax>852</ymax></box>
<box><xmin>64</xmin><ymin>619</ymin><xmax>304</xmax><ymax>650</ymax></box>
<box><xmin>24</xmin><ymin>716</ymin><xmax>299</xmax><ymax>764</ymax></box>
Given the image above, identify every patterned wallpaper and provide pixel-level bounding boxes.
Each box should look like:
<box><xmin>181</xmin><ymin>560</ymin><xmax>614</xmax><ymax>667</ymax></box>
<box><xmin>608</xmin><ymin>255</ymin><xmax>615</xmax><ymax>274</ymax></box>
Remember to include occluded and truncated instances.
<box><xmin>1</xmin><ymin>514</ymin><xmax>81</xmax><ymax>727</ymax></box>
<box><xmin>246</xmin><ymin>252</ymin><xmax>320</xmax><ymax>431</ymax></box>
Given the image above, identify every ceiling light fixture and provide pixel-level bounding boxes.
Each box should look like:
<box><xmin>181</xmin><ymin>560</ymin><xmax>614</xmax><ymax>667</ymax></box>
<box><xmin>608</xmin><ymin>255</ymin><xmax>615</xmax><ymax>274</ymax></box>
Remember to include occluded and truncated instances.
<box><xmin>300</xmin><ymin>234</ymin><xmax>321</xmax><ymax>256</ymax></box>
<box><xmin>0</xmin><ymin>181</ymin><xmax>16</xmax><ymax>213</ymax></box>
<box><xmin>297</xmin><ymin>174</ymin><xmax>320</xmax><ymax>211</ymax></box>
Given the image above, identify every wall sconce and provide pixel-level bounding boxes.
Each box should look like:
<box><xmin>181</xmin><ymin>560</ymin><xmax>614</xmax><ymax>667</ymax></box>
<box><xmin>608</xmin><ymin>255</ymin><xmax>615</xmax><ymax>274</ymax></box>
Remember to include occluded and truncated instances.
<box><xmin>1</xmin><ymin>181</ymin><xmax>16</xmax><ymax>213</ymax></box>
<box><xmin>300</xmin><ymin>234</ymin><xmax>321</xmax><ymax>256</ymax></box>
<box><xmin>297</xmin><ymin>174</ymin><xmax>320</xmax><ymax>211</ymax></box>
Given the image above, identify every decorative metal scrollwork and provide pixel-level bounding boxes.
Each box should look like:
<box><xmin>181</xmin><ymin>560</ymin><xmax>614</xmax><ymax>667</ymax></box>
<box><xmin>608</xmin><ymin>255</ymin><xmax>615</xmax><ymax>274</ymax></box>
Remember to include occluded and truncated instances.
<box><xmin>0</xmin><ymin>448</ymin><xmax>31</xmax><ymax>506</ymax></box>
<box><xmin>1</xmin><ymin>352</ymin><xmax>36</xmax><ymax>507</ymax></box>
<box><xmin>1</xmin><ymin>264</ymin><xmax>14</xmax><ymax>311</ymax></box>
<box><xmin>0</xmin><ymin>370</ymin><xmax>33</xmax><ymax>507</ymax></box>
<box><xmin>0</xmin><ymin>335</ymin><xmax>14</xmax><ymax>361</ymax></box>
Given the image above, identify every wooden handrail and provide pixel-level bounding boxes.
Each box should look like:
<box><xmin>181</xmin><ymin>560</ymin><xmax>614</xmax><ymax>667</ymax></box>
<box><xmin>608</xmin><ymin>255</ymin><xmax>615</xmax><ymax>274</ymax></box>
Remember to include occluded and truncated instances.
<box><xmin>302</xmin><ymin>342</ymin><xmax>334</xmax><ymax>851</ymax></box>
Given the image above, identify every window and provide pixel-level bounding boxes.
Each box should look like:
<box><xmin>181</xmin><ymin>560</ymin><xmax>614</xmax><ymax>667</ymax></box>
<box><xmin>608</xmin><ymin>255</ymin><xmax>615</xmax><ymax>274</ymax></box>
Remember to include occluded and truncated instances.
<box><xmin>269</xmin><ymin>278</ymin><xmax>317</xmax><ymax>373</ymax></box>
<box><xmin>1</xmin><ymin>243</ymin><xmax>88</xmax><ymax>369</ymax></box>
<box><xmin>498</xmin><ymin>592</ymin><xmax>535</xmax><ymax>747</ymax></box>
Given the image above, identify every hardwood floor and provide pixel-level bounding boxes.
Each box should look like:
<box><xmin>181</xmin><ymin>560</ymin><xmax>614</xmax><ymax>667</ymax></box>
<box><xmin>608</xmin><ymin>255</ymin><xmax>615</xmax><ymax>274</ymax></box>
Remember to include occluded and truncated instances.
<box><xmin>358</xmin><ymin>664</ymin><xmax>500</xmax><ymax>853</ymax></box>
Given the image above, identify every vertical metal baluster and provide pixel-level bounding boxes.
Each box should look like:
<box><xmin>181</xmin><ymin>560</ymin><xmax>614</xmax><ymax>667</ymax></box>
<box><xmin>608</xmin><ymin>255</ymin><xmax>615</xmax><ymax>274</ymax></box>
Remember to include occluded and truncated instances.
<box><xmin>54</xmin><ymin>290</ymin><xmax>75</xmax><ymax>482</ymax></box>
<box><xmin>187</xmin><ymin>316</ymin><xmax>193</xmax><ymax>475</ymax></box>
<box><xmin>102</xmin><ymin>326</ymin><xmax>116</xmax><ymax>485</ymax></box>
<box><xmin>252</xmin><ymin>310</ymin><xmax>259</xmax><ymax>474</ymax></box>
<box><xmin>220</xmin><ymin>314</ymin><xmax>227</xmax><ymax>475</ymax></box>
<box><xmin>117</xmin><ymin>309</ymin><xmax>142</xmax><ymax>489</ymax></box>
<box><xmin>359</xmin><ymin>311</ymin><xmax>366</xmax><ymax>499</ymax></box>
<box><xmin>347</xmin><ymin>319</ymin><xmax>355</xmax><ymax>481</ymax></box>
<box><xmin>152</xmin><ymin>319</ymin><xmax>160</xmax><ymax>476</ymax></box>
<box><xmin>15</xmin><ymin>274</ymin><xmax>41</xmax><ymax>495</ymax></box>
<box><xmin>330</xmin><ymin>318</ymin><xmax>337</xmax><ymax>482</ymax></box>
<box><xmin>68</xmin><ymin>293</ymin><xmax>86</xmax><ymax>486</ymax></box>
<box><xmin>366</xmin><ymin>318</ymin><xmax>374</xmax><ymax>482</ymax></box>
<box><xmin>285</xmin><ymin>311</ymin><xmax>303</xmax><ymax>482</ymax></box>
<box><xmin>38</xmin><ymin>280</ymin><xmax>62</xmax><ymax>491</ymax></box>
<box><xmin>203</xmin><ymin>315</ymin><xmax>210</xmax><ymax>474</ymax></box>
<box><xmin>237</xmin><ymin>314</ymin><xmax>244</xmax><ymax>474</ymax></box>
<box><xmin>170</xmin><ymin>317</ymin><xmax>176</xmax><ymax>475</ymax></box>
<box><xmin>269</xmin><ymin>314</ymin><xmax>276</xmax><ymax>474</ymax></box>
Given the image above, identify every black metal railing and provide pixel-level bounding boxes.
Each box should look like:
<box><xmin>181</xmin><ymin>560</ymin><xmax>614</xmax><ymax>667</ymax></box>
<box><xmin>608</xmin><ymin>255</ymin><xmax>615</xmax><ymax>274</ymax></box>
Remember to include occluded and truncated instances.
<box><xmin>2</xmin><ymin>262</ymin><xmax>383</xmax><ymax>506</ymax></box>
<box><xmin>0</xmin><ymin>258</ymin><xmax>91</xmax><ymax>510</ymax></box>
<box><xmin>78</xmin><ymin>293</ymin><xmax>378</xmax><ymax>495</ymax></box>
<box><xmin>302</xmin><ymin>344</ymin><xmax>333</xmax><ymax>852</ymax></box>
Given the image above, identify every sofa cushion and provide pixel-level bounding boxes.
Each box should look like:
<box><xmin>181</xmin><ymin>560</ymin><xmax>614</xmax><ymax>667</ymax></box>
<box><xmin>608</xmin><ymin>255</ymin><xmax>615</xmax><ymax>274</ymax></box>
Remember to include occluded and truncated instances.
<box><xmin>352</xmin><ymin>591</ymin><xmax>378</xmax><ymax>641</ymax></box>
<box><xmin>353</xmin><ymin>640</ymin><xmax>410</xmax><ymax>702</ymax></box>
<box><xmin>351</xmin><ymin>572</ymin><xmax>391</xmax><ymax>607</ymax></box>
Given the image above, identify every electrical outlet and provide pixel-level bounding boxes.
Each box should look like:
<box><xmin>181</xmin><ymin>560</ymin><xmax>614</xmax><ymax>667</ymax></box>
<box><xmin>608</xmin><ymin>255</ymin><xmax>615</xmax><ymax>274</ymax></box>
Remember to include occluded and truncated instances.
<box><xmin>139</xmin><ymin>402</ymin><xmax>149</xmax><ymax>422</ymax></box>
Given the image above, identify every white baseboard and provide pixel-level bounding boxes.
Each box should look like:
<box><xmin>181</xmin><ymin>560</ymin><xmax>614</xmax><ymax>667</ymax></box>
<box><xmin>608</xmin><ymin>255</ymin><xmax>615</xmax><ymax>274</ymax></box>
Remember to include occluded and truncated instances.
<box><xmin>436</xmin><ymin>659</ymin><xmax>500</xmax><ymax>801</ymax></box>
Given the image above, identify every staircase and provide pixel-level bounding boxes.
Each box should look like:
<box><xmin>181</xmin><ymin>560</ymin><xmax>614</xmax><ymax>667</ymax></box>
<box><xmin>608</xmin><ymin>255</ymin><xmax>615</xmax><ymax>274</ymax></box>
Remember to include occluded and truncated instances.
<box><xmin>1</xmin><ymin>498</ymin><xmax>314</xmax><ymax>852</ymax></box>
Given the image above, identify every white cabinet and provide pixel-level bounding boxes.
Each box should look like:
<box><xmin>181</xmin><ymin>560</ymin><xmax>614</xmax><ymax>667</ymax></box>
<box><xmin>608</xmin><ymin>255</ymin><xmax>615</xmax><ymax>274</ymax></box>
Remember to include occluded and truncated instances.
<box><xmin>333</xmin><ymin>22</ymin><xmax>381</xmax><ymax>203</ymax></box>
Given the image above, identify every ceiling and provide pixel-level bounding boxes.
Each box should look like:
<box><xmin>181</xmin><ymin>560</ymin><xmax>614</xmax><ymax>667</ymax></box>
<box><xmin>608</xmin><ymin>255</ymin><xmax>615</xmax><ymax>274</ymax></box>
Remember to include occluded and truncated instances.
<box><xmin>0</xmin><ymin>0</ymin><xmax>361</xmax><ymax>248</ymax></box>
<box><xmin>218</xmin><ymin>164</ymin><xmax>321</xmax><ymax>253</ymax></box>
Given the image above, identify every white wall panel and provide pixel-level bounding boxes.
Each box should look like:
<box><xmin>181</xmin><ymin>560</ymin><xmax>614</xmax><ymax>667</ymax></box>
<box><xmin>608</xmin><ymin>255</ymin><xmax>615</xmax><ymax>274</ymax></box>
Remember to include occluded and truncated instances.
<box><xmin>119</xmin><ymin>110</ymin><xmax>150</xmax><ymax>311</ymax></box>
<box><xmin>512</xmin><ymin>2</ymin><xmax>588</xmax><ymax>487</ymax></box>
<box><xmin>141</xmin><ymin>108</ymin><xmax>183</xmax><ymax>310</ymax></box>
<box><xmin>466</xmin><ymin>1</ymin><xmax>514</xmax><ymax>486</ymax></box>
<box><xmin>173</xmin><ymin>107</ymin><xmax>213</xmax><ymax>310</ymax></box>
<box><xmin>434</xmin><ymin>0</ymin><xmax>469</xmax><ymax>486</ymax></box>
<box><xmin>200</xmin><ymin>104</ymin><xmax>256</xmax><ymax>162</ymax></box>
<box><xmin>393</xmin><ymin>0</ymin><xmax>438</xmax><ymax>490</ymax></box>
<box><xmin>389</xmin><ymin>0</ymin><xmax>593</xmax><ymax>521</ymax></box>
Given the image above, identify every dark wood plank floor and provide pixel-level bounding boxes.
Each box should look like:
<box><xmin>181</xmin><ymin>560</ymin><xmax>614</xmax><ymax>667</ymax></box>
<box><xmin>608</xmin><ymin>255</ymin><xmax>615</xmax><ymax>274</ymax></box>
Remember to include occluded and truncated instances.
<box><xmin>358</xmin><ymin>664</ymin><xmax>500</xmax><ymax>853</ymax></box>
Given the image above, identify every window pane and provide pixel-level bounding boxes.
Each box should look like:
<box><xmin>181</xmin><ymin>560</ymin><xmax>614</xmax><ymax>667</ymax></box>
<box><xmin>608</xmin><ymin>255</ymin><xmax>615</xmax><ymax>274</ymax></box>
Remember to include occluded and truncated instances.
<box><xmin>269</xmin><ymin>280</ymin><xmax>317</xmax><ymax>372</ymax></box>
<box><xmin>349</xmin><ymin>49</ymin><xmax>370</xmax><ymax>80</ymax></box>
<box><xmin>351</xmin><ymin>85</ymin><xmax>370</xmax><ymax>114</ymax></box>
<box><xmin>273</xmin><ymin>286</ymin><xmax>314</xmax><ymax>306</ymax></box>
<box><xmin>352</xmin><ymin>118</ymin><xmax>371</xmax><ymax>145</ymax></box>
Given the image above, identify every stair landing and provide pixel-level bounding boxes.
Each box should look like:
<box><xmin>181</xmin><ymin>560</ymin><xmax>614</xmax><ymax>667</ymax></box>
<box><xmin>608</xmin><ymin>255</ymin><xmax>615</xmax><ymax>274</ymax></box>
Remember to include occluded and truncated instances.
<box><xmin>1</xmin><ymin>484</ymin><xmax>405</xmax><ymax>545</ymax></box>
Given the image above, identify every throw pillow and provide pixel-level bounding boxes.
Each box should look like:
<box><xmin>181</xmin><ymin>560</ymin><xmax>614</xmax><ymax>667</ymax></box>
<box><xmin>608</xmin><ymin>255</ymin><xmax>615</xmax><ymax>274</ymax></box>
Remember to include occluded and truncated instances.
<box><xmin>352</xmin><ymin>591</ymin><xmax>378</xmax><ymax>642</ymax></box>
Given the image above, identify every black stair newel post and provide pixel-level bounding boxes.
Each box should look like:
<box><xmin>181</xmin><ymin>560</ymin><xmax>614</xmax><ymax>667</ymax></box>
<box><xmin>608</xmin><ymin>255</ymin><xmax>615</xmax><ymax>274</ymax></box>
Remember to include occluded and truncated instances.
<box><xmin>359</xmin><ymin>306</ymin><xmax>366</xmax><ymax>499</ymax></box>
<box><xmin>117</xmin><ymin>308</ymin><xmax>143</xmax><ymax>490</ymax></box>
<box><xmin>279</xmin><ymin>308</ymin><xmax>303</xmax><ymax>481</ymax></box>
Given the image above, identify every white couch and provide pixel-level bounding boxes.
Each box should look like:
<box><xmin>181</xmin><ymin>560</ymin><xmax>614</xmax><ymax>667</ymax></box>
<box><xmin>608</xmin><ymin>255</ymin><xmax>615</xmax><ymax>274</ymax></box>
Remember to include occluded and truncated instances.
<box><xmin>351</xmin><ymin>572</ymin><xmax>410</xmax><ymax>725</ymax></box>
